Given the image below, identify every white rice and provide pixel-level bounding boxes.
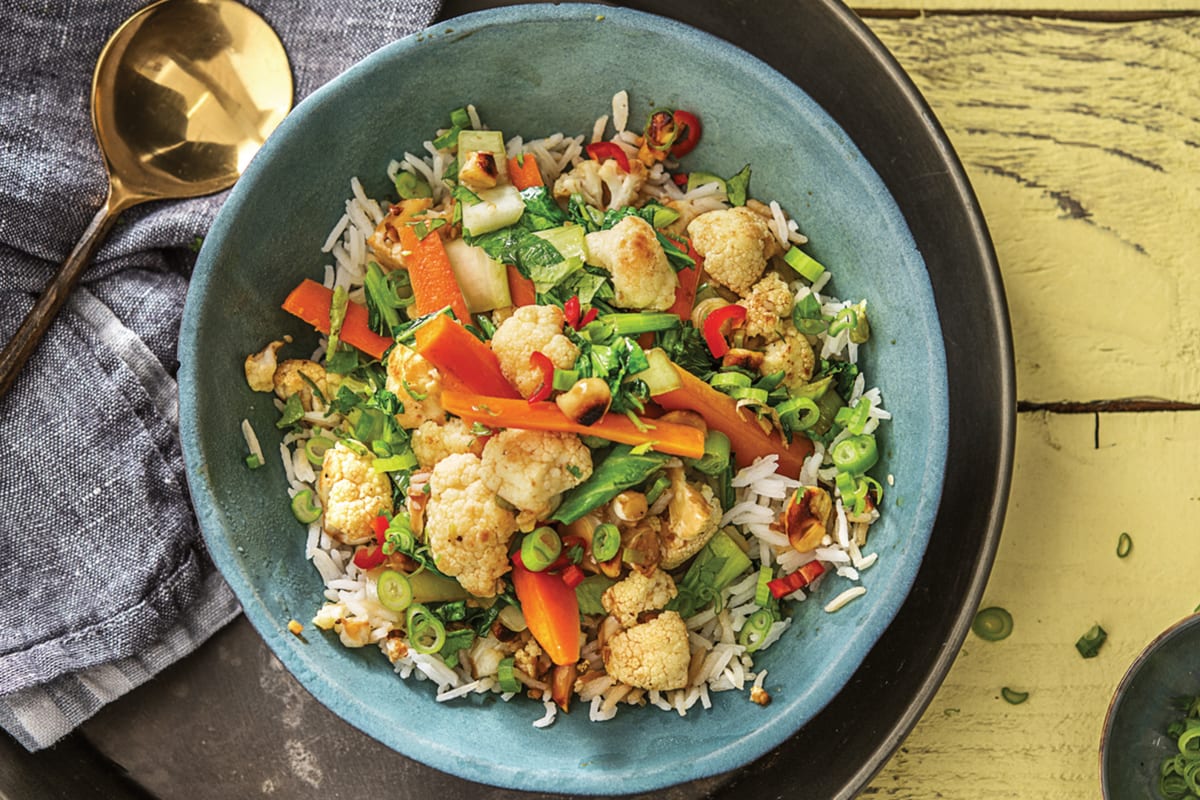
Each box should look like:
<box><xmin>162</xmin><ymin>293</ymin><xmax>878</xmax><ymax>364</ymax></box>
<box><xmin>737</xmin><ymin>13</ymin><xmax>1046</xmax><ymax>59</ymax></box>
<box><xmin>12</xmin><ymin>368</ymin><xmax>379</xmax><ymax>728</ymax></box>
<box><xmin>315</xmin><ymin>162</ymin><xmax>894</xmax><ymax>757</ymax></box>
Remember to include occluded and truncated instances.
<box><xmin>824</xmin><ymin>586</ymin><xmax>868</xmax><ymax>613</ymax></box>
<box><xmin>611</xmin><ymin>90</ymin><xmax>629</xmax><ymax>132</ymax></box>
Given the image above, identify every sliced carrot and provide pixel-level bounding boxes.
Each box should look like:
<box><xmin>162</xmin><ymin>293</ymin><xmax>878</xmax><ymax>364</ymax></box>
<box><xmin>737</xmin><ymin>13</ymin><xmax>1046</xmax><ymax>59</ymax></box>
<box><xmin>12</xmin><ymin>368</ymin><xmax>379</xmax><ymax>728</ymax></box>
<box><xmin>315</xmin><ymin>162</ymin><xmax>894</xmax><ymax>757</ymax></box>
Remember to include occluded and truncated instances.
<box><xmin>666</xmin><ymin>235</ymin><xmax>704</xmax><ymax>321</ymax></box>
<box><xmin>510</xmin><ymin>555</ymin><xmax>579</xmax><ymax>666</ymax></box>
<box><xmin>440</xmin><ymin>390</ymin><xmax>705</xmax><ymax>459</ymax></box>
<box><xmin>654</xmin><ymin>364</ymin><xmax>813</xmax><ymax>477</ymax></box>
<box><xmin>506</xmin><ymin>264</ymin><xmax>537</xmax><ymax>307</ymax></box>
<box><xmin>507</xmin><ymin>154</ymin><xmax>544</xmax><ymax>190</ymax></box>
<box><xmin>396</xmin><ymin>224</ymin><xmax>472</xmax><ymax>323</ymax></box>
<box><xmin>412</xmin><ymin>313</ymin><xmax>520</xmax><ymax>399</ymax></box>
<box><xmin>281</xmin><ymin>279</ymin><xmax>392</xmax><ymax>360</ymax></box>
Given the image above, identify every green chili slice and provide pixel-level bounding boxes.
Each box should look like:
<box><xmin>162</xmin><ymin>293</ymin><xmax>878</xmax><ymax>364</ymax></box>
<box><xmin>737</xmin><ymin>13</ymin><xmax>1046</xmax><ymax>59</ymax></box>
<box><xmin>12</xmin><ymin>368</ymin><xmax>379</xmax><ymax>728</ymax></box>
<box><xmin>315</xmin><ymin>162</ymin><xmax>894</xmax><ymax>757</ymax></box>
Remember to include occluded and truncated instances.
<box><xmin>972</xmin><ymin>607</ymin><xmax>1014</xmax><ymax>642</ymax></box>
<box><xmin>1001</xmin><ymin>687</ymin><xmax>1029</xmax><ymax>705</ymax></box>
<box><xmin>592</xmin><ymin>523</ymin><xmax>621</xmax><ymax>562</ymax></box>
<box><xmin>520</xmin><ymin>526</ymin><xmax>562</xmax><ymax>572</ymax></box>
<box><xmin>290</xmin><ymin>489</ymin><xmax>322</xmax><ymax>524</ymax></box>
<box><xmin>1075</xmin><ymin>624</ymin><xmax>1107</xmax><ymax>658</ymax></box>
<box><xmin>406</xmin><ymin>604</ymin><xmax>446</xmax><ymax>654</ymax></box>
<box><xmin>376</xmin><ymin>570</ymin><xmax>413</xmax><ymax>613</ymax></box>
<box><xmin>1116</xmin><ymin>532</ymin><xmax>1133</xmax><ymax>558</ymax></box>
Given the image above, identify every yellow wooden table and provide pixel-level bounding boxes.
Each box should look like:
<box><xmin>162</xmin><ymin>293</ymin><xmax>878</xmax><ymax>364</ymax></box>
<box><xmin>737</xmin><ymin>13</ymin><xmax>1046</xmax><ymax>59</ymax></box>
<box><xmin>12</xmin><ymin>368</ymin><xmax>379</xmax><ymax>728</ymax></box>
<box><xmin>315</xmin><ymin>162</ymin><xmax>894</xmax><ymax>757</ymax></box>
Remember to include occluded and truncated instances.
<box><xmin>846</xmin><ymin>3</ymin><xmax>1200</xmax><ymax>797</ymax></box>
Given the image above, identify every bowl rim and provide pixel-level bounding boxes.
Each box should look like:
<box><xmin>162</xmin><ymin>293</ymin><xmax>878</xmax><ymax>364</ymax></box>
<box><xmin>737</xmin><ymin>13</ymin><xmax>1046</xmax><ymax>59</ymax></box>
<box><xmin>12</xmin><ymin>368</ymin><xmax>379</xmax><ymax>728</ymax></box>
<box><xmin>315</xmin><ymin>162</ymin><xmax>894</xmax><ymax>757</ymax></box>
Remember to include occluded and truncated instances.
<box><xmin>179</xmin><ymin>1</ymin><xmax>1014</xmax><ymax>796</ymax></box>
<box><xmin>1099</xmin><ymin>612</ymin><xmax>1200</xmax><ymax>798</ymax></box>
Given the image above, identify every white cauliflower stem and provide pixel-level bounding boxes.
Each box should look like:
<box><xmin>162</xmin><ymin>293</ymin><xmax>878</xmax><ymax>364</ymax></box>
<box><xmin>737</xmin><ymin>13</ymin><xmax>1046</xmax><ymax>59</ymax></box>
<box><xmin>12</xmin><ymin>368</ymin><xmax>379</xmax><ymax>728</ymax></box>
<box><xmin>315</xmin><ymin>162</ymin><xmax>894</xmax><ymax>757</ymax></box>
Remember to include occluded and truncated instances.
<box><xmin>687</xmin><ymin>207</ymin><xmax>777</xmax><ymax>295</ymax></box>
<box><xmin>601</xmin><ymin>568</ymin><xmax>678</xmax><ymax>628</ymax></box>
<box><xmin>317</xmin><ymin>442</ymin><xmax>394</xmax><ymax>545</ymax></box>
<box><xmin>585</xmin><ymin>215</ymin><xmax>677</xmax><ymax>311</ymax></box>
<box><xmin>480</xmin><ymin>429</ymin><xmax>592</xmax><ymax>528</ymax></box>
<box><xmin>489</xmin><ymin>305</ymin><xmax>579</xmax><ymax>398</ymax></box>
<box><xmin>603</xmin><ymin>611</ymin><xmax>690</xmax><ymax>691</ymax></box>
<box><xmin>424</xmin><ymin>453</ymin><xmax>518</xmax><ymax>597</ymax></box>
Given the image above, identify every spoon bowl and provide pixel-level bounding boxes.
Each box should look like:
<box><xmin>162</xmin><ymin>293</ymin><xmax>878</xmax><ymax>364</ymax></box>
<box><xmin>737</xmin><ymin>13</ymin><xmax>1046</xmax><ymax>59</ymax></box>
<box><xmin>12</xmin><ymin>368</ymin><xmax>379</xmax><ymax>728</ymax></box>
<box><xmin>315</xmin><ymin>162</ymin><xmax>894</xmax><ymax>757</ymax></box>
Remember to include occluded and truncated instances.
<box><xmin>0</xmin><ymin>0</ymin><xmax>292</xmax><ymax>397</ymax></box>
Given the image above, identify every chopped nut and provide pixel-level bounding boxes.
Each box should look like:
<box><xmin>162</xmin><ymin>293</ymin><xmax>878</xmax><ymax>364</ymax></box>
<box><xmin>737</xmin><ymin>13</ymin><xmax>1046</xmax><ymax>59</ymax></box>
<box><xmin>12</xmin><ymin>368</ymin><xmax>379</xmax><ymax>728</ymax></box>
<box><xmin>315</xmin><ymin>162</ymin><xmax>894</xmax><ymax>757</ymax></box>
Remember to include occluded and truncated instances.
<box><xmin>750</xmin><ymin>686</ymin><xmax>771</xmax><ymax>706</ymax></box>
<box><xmin>287</xmin><ymin>619</ymin><xmax>304</xmax><ymax>636</ymax></box>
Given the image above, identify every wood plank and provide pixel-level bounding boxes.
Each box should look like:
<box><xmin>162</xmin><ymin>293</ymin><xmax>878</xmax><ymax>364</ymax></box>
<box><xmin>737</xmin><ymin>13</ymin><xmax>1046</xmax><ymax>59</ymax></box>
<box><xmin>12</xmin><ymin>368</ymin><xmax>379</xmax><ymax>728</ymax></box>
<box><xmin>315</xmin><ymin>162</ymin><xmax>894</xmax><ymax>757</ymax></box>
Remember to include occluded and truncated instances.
<box><xmin>864</xmin><ymin>16</ymin><xmax>1200</xmax><ymax>403</ymax></box>
<box><xmin>868</xmin><ymin>410</ymin><xmax>1200</xmax><ymax>797</ymax></box>
<box><xmin>853</xmin><ymin>1</ymin><xmax>1199</xmax><ymax>14</ymax></box>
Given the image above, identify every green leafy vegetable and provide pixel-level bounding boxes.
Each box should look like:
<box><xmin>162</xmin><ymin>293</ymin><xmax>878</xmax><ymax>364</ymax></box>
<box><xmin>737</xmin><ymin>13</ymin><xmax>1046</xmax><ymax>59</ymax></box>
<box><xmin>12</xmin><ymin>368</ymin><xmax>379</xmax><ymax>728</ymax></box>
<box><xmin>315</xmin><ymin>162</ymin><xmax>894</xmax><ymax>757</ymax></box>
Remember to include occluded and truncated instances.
<box><xmin>1075</xmin><ymin>624</ymin><xmax>1107</xmax><ymax>658</ymax></box>
<box><xmin>551</xmin><ymin>445</ymin><xmax>668</xmax><ymax>524</ymax></box>
<box><xmin>670</xmin><ymin>532</ymin><xmax>753</xmax><ymax>619</ymax></box>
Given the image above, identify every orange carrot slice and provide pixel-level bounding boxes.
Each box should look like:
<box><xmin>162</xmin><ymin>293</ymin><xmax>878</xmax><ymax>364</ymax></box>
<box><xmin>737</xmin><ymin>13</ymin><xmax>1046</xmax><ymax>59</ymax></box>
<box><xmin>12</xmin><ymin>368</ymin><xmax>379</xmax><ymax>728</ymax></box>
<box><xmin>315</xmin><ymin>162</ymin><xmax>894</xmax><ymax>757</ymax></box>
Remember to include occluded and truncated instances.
<box><xmin>506</xmin><ymin>264</ymin><xmax>537</xmax><ymax>307</ymax></box>
<box><xmin>412</xmin><ymin>313</ymin><xmax>520</xmax><ymax>399</ymax></box>
<box><xmin>281</xmin><ymin>279</ymin><xmax>392</xmax><ymax>360</ymax></box>
<box><xmin>396</xmin><ymin>224</ymin><xmax>472</xmax><ymax>324</ymax></box>
<box><xmin>507</xmin><ymin>154</ymin><xmax>544</xmax><ymax>190</ymax></box>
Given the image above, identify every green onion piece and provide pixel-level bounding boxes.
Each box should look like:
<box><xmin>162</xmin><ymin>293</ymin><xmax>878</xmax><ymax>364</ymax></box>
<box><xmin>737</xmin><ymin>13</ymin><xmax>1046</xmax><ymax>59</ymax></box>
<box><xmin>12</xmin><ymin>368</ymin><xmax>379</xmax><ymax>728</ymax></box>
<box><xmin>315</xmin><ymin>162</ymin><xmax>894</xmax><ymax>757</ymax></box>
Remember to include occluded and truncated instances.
<box><xmin>290</xmin><ymin>490</ymin><xmax>322</xmax><ymax>524</ymax></box>
<box><xmin>776</xmin><ymin>396</ymin><xmax>821</xmax><ymax>432</ymax></box>
<box><xmin>1001</xmin><ymin>687</ymin><xmax>1029</xmax><ymax>705</ymax></box>
<box><xmin>834</xmin><ymin>397</ymin><xmax>872</xmax><ymax>436</ymax></box>
<box><xmin>304</xmin><ymin>435</ymin><xmax>333</xmax><ymax>466</ymax></box>
<box><xmin>737</xmin><ymin>608</ymin><xmax>775</xmax><ymax>653</ymax></box>
<box><xmin>643</xmin><ymin>473</ymin><xmax>671</xmax><ymax>507</ymax></box>
<box><xmin>755</xmin><ymin>370</ymin><xmax>786</xmax><ymax>392</ymax></box>
<box><xmin>828</xmin><ymin>308</ymin><xmax>859</xmax><ymax>337</ymax></box>
<box><xmin>327</xmin><ymin>285</ymin><xmax>349</xmax><ymax>359</ymax></box>
<box><xmin>1075</xmin><ymin>623</ymin><xmax>1107</xmax><ymax>658</ymax></box>
<box><xmin>376</xmin><ymin>570</ymin><xmax>414</xmax><ymax>612</ymax></box>
<box><xmin>372</xmin><ymin>451</ymin><xmax>417</xmax><ymax>473</ymax></box>
<box><xmin>497</xmin><ymin>656</ymin><xmax>521</xmax><ymax>694</ymax></box>
<box><xmin>592</xmin><ymin>523</ymin><xmax>621</xmax><ymax>562</ymax></box>
<box><xmin>520</xmin><ymin>526</ymin><xmax>562</xmax><ymax>572</ymax></box>
<box><xmin>754</xmin><ymin>566</ymin><xmax>773</xmax><ymax>607</ymax></box>
<box><xmin>406</xmin><ymin>604</ymin><xmax>446</xmax><ymax>654</ymax></box>
<box><xmin>783</xmin><ymin>246</ymin><xmax>826</xmax><ymax>283</ymax></box>
<box><xmin>449</xmin><ymin>107</ymin><xmax>471</xmax><ymax>128</ymax></box>
<box><xmin>689</xmin><ymin>430</ymin><xmax>732</xmax><ymax>476</ymax></box>
<box><xmin>710</xmin><ymin>371</ymin><xmax>753</xmax><ymax>392</ymax></box>
<box><xmin>394</xmin><ymin>171</ymin><xmax>432</xmax><ymax>200</ymax></box>
<box><xmin>245</xmin><ymin>454</ymin><xmax>263</xmax><ymax>470</ymax></box>
<box><xmin>552</xmin><ymin>368</ymin><xmax>580</xmax><ymax>392</ymax></box>
<box><xmin>972</xmin><ymin>607</ymin><xmax>1014</xmax><ymax>642</ymax></box>
<box><xmin>1116</xmin><ymin>532</ymin><xmax>1133</xmax><ymax>558</ymax></box>
<box><xmin>835</xmin><ymin>469</ymin><xmax>860</xmax><ymax>503</ymax></box>
<box><xmin>831</xmin><ymin>434</ymin><xmax>879</xmax><ymax>475</ymax></box>
<box><xmin>728</xmin><ymin>386</ymin><xmax>769</xmax><ymax>405</ymax></box>
<box><xmin>597</xmin><ymin>312</ymin><xmax>680</xmax><ymax>338</ymax></box>
<box><xmin>276</xmin><ymin>393</ymin><xmax>305</xmax><ymax>428</ymax></box>
<box><xmin>1179</xmin><ymin>727</ymin><xmax>1200</xmax><ymax>757</ymax></box>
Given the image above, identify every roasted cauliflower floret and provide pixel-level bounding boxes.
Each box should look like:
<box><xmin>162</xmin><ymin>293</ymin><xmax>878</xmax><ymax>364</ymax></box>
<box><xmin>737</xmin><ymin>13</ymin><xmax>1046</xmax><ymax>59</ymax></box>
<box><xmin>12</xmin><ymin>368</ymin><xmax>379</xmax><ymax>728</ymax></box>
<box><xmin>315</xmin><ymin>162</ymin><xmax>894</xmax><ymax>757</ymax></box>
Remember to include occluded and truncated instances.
<box><xmin>740</xmin><ymin>273</ymin><xmax>794</xmax><ymax>340</ymax></box>
<box><xmin>489</xmin><ymin>305</ymin><xmax>579</xmax><ymax>398</ymax></box>
<box><xmin>411</xmin><ymin>417</ymin><xmax>485</xmax><ymax>471</ymax></box>
<box><xmin>480</xmin><ymin>429</ymin><xmax>592</xmax><ymax>528</ymax></box>
<box><xmin>273</xmin><ymin>359</ymin><xmax>329</xmax><ymax>411</ymax></box>
<box><xmin>552</xmin><ymin>157</ymin><xmax>647</xmax><ymax>210</ymax></box>
<box><xmin>386</xmin><ymin>343</ymin><xmax>444</xmax><ymax>428</ymax></box>
<box><xmin>317</xmin><ymin>442</ymin><xmax>394</xmax><ymax>545</ymax></box>
<box><xmin>601</xmin><ymin>568</ymin><xmax>678</xmax><ymax>628</ymax></box>
<box><xmin>760</xmin><ymin>328</ymin><xmax>816</xmax><ymax>390</ymax></box>
<box><xmin>424</xmin><ymin>453</ymin><xmax>518</xmax><ymax>597</ymax></box>
<box><xmin>244</xmin><ymin>337</ymin><xmax>290</xmax><ymax>392</ymax></box>
<box><xmin>367</xmin><ymin>198</ymin><xmax>433</xmax><ymax>270</ymax></box>
<box><xmin>687</xmin><ymin>207</ymin><xmax>777</xmax><ymax>295</ymax></box>
<box><xmin>585</xmin><ymin>216</ymin><xmax>677</xmax><ymax>311</ymax></box>
<box><xmin>602</xmin><ymin>611</ymin><xmax>690</xmax><ymax>691</ymax></box>
<box><xmin>513</xmin><ymin>638</ymin><xmax>545</xmax><ymax>679</ymax></box>
<box><xmin>659</xmin><ymin>467</ymin><xmax>723</xmax><ymax>569</ymax></box>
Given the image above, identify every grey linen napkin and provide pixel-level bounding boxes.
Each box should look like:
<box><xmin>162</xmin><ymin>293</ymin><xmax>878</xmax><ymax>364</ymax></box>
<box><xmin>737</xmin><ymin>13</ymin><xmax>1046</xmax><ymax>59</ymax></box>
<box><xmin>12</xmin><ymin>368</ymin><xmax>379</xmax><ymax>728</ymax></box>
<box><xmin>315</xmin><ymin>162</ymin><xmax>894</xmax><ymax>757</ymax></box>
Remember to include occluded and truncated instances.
<box><xmin>0</xmin><ymin>0</ymin><xmax>441</xmax><ymax>751</ymax></box>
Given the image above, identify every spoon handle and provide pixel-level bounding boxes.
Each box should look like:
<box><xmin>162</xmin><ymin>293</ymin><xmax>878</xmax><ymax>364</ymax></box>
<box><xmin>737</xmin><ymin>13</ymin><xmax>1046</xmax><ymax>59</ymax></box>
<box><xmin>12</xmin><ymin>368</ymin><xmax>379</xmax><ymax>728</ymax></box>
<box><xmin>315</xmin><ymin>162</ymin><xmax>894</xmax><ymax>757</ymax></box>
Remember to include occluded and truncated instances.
<box><xmin>0</xmin><ymin>191</ymin><xmax>127</xmax><ymax>399</ymax></box>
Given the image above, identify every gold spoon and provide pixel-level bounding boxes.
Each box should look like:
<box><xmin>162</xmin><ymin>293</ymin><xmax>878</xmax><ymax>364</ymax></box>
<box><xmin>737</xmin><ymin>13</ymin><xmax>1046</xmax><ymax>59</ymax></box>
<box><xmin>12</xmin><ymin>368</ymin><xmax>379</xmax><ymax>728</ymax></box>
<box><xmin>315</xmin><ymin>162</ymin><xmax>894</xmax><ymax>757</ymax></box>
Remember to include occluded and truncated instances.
<box><xmin>0</xmin><ymin>0</ymin><xmax>292</xmax><ymax>398</ymax></box>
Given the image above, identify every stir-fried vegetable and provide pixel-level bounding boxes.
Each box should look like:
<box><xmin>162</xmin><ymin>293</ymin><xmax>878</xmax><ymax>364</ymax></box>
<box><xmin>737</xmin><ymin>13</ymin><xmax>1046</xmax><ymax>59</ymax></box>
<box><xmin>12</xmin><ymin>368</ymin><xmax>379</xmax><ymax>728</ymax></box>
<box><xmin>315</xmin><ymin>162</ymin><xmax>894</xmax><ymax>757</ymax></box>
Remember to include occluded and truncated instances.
<box><xmin>282</xmin><ymin>279</ymin><xmax>392</xmax><ymax>359</ymax></box>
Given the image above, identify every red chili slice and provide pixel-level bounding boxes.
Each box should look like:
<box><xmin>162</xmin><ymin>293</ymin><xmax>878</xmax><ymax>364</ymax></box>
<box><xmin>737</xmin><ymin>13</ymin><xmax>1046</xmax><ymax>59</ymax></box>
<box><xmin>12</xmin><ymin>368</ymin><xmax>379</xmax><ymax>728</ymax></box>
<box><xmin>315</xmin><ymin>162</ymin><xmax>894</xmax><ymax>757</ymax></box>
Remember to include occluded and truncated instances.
<box><xmin>766</xmin><ymin>560</ymin><xmax>825</xmax><ymax>599</ymax></box>
<box><xmin>670</xmin><ymin>110</ymin><xmax>702</xmax><ymax>158</ymax></box>
<box><xmin>671</xmin><ymin>173</ymin><xmax>689</xmax><ymax>187</ymax></box>
<box><xmin>585</xmin><ymin>141</ymin><xmax>630</xmax><ymax>173</ymax></box>
<box><xmin>702</xmin><ymin>304</ymin><xmax>747</xmax><ymax>359</ymax></box>
<box><xmin>578</xmin><ymin>307</ymin><xmax>599</xmax><ymax>328</ymax></box>
<box><xmin>561</xmin><ymin>564</ymin><xmax>585</xmax><ymax>590</ymax></box>
<box><xmin>563</xmin><ymin>295</ymin><xmax>581</xmax><ymax>329</ymax></box>
<box><xmin>528</xmin><ymin>350</ymin><xmax>555</xmax><ymax>403</ymax></box>
<box><xmin>373</xmin><ymin>514</ymin><xmax>389</xmax><ymax>544</ymax></box>
<box><xmin>353</xmin><ymin>545</ymin><xmax>387</xmax><ymax>570</ymax></box>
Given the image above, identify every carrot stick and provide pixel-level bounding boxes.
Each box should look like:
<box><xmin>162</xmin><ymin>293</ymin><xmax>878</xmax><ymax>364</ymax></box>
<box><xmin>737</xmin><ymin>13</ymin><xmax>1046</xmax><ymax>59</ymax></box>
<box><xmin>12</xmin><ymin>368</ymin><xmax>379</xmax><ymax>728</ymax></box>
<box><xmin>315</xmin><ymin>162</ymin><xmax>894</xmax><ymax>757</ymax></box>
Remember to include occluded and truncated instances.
<box><xmin>506</xmin><ymin>264</ymin><xmax>537</xmax><ymax>307</ymax></box>
<box><xmin>441</xmin><ymin>390</ymin><xmax>705</xmax><ymax>459</ymax></box>
<box><xmin>510</xmin><ymin>555</ymin><xmax>579</xmax><ymax>666</ymax></box>
<box><xmin>654</xmin><ymin>364</ymin><xmax>813</xmax><ymax>477</ymax></box>
<box><xmin>666</xmin><ymin>236</ymin><xmax>704</xmax><ymax>321</ymax></box>
<box><xmin>396</xmin><ymin>224</ymin><xmax>472</xmax><ymax>323</ymax></box>
<box><xmin>413</xmin><ymin>313</ymin><xmax>520</xmax><ymax>399</ymax></box>
<box><xmin>507</xmin><ymin>154</ymin><xmax>544</xmax><ymax>190</ymax></box>
<box><xmin>282</xmin><ymin>279</ymin><xmax>392</xmax><ymax>360</ymax></box>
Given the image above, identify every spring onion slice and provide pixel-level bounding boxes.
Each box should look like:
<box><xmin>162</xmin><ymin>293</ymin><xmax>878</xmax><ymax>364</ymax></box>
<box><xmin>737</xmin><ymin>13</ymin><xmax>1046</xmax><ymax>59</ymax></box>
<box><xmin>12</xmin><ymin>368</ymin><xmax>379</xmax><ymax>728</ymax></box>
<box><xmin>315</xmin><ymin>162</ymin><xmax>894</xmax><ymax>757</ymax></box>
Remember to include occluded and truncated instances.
<box><xmin>1075</xmin><ymin>623</ymin><xmax>1107</xmax><ymax>658</ymax></box>
<box><xmin>710</xmin><ymin>371</ymin><xmax>753</xmax><ymax>392</ymax></box>
<box><xmin>497</xmin><ymin>656</ymin><xmax>521</xmax><ymax>694</ymax></box>
<box><xmin>972</xmin><ymin>607</ymin><xmax>1014</xmax><ymax>642</ymax></box>
<box><xmin>737</xmin><ymin>608</ymin><xmax>775</xmax><ymax>653</ymax></box>
<box><xmin>406</xmin><ymin>604</ymin><xmax>446</xmax><ymax>654</ymax></box>
<box><xmin>591</xmin><ymin>523</ymin><xmax>621</xmax><ymax>562</ymax></box>
<box><xmin>1001</xmin><ymin>687</ymin><xmax>1029</xmax><ymax>705</ymax></box>
<box><xmin>245</xmin><ymin>454</ymin><xmax>263</xmax><ymax>470</ymax></box>
<box><xmin>521</xmin><ymin>527</ymin><xmax>562</xmax><ymax>571</ymax></box>
<box><xmin>304</xmin><ymin>435</ymin><xmax>333</xmax><ymax>466</ymax></box>
<box><xmin>1117</xmin><ymin>532</ymin><xmax>1133</xmax><ymax>558</ymax></box>
<box><xmin>375</xmin><ymin>570</ymin><xmax>414</xmax><ymax>612</ymax></box>
<box><xmin>290</xmin><ymin>490</ymin><xmax>322</xmax><ymax>524</ymax></box>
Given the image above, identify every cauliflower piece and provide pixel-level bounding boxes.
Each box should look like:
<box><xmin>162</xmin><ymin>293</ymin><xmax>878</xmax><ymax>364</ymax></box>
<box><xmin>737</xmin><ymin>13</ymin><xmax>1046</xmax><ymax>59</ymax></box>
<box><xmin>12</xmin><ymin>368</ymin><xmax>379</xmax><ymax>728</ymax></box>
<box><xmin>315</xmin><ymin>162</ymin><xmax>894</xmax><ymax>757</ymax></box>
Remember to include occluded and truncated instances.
<box><xmin>386</xmin><ymin>343</ymin><xmax>445</xmax><ymax>429</ymax></box>
<box><xmin>480</xmin><ymin>429</ymin><xmax>592</xmax><ymax>528</ymax></box>
<box><xmin>317</xmin><ymin>442</ymin><xmax>393</xmax><ymax>545</ymax></box>
<box><xmin>760</xmin><ymin>329</ymin><xmax>816</xmax><ymax>390</ymax></box>
<box><xmin>513</xmin><ymin>638</ymin><xmax>545</xmax><ymax>679</ymax></box>
<box><xmin>687</xmin><ymin>207</ymin><xmax>777</xmax><ymax>295</ymax></box>
<box><xmin>659</xmin><ymin>467</ymin><xmax>722</xmax><ymax>569</ymax></box>
<box><xmin>411</xmin><ymin>417</ymin><xmax>485</xmax><ymax>470</ymax></box>
<box><xmin>585</xmin><ymin>216</ymin><xmax>677</xmax><ymax>311</ymax></box>
<box><xmin>552</xmin><ymin>157</ymin><xmax>647</xmax><ymax>211</ymax></box>
<box><xmin>367</xmin><ymin>198</ymin><xmax>434</xmax><ymax>270</ymax></box>
<box><xmin>740</xmin><ymin>273</ymin><xmax>794</xmax><ymax>340</ymax></box>
<box><xmin>489</xmin><ymin>305</ymin><xmax>579</xmax><ymax>398</ymax></box>
<box><xmin>244</xmin><ymin>336</ymin><xmax>290</xmax><ymax>392</ymax></box>
<box><xmin>602</xmin><ymin>611</ymin><xmax>690</xmax><ymax>691</ymax></box>
<box><xmin>424</xmin><ymin>453</ymin><xmax>518</xmax><ymax>597</ymax></box>
<box><xmin>601</xmin><ymin>568</ymin><xmax>678</xmax><ymax>628</ymax></box>
<box><xmin>273</xmin><ymin>359</ymin><xmax>329</xmax><ymax>411</ymax></box>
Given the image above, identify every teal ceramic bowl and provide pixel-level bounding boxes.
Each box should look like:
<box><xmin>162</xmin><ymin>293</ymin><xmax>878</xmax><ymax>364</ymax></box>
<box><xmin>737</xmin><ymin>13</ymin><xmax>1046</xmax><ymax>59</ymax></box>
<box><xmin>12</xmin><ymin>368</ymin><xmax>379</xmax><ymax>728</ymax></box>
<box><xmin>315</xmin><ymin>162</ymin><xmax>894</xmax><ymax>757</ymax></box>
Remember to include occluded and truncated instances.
<box><xmin>180</xmin><ymin>4</ymin><xmax>949</xmax><ymax>793</ymax></box>
<box><xmin>1101</xmin><ymin>614</ymin><xmax>1200</xmax><ymax>799</ymax></box>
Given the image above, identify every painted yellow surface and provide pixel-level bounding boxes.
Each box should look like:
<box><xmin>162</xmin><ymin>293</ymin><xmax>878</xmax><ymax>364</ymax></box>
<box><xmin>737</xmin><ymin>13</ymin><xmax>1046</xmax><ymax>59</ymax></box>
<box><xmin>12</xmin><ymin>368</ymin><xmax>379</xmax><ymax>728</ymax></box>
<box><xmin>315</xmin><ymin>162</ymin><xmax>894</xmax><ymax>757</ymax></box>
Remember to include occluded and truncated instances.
<box><xmin>853</xmin><ymin>0</ymin><xmax>1198</xmax><ymax>11</ymax></box>
<box><xmin>859</xmin><ymin>14</ymin><xmax>1200</xmax><ymax>800</ymax></box>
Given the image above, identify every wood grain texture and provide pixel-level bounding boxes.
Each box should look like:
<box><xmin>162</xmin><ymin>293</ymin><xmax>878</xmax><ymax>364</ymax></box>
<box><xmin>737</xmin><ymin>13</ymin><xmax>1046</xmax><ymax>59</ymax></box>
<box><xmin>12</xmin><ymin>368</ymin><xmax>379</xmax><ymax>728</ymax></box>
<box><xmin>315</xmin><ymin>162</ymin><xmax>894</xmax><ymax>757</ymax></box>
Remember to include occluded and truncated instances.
<box><xmin>867</xmin><ymin>15</ymin><xmax>1200</xmax><ymax>403</ymax></box>
<box><xmin>854</xmin><ymin>0</ymin><xmax>1200</xmax><ymax>13</ymax></box>
<box><xmin>867</xmin><ymin>411</ymin><xmax>1200</xmax><ymax>798</ymax></box>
